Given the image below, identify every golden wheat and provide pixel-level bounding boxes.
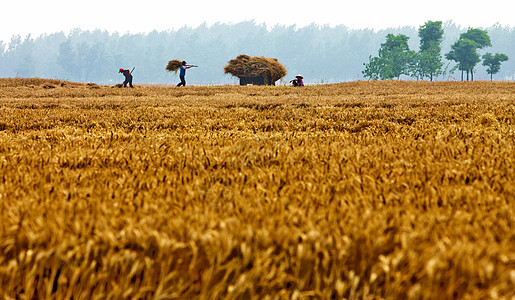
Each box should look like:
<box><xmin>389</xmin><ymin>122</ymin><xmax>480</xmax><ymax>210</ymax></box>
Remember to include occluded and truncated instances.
<box><xmin>0</xmin><ymin>79</ymin><xmax>513</xmax><ymax>299</ymax></box>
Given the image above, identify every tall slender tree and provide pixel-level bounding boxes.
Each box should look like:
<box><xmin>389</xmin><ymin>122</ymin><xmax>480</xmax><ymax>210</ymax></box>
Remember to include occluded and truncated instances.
<box><xmin>416</xmin><ymin>21</ymin><xmax>444</xmax><ymax>81</ymax></box>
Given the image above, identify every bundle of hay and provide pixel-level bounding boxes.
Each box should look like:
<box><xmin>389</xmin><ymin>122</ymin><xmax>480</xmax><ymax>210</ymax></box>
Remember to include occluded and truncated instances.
<box><xmin>166</xmin><ymin>60</ymin><xmax>183</xmax><ymax>73</ymax></box>
<box><xmin>224</xmin><ymin>55</ymin><xmax>287</xmax><ymax>83</ymax></box>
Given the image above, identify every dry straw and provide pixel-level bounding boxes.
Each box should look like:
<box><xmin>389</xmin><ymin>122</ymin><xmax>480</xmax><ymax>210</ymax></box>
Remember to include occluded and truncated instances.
<box><xmin>166</xmin><ymin>59</ymin><xmax>183</xmax><ymax>74</ymax></box>
<box><xmin>224</xmin><ymin>54</ymin><xmax>287</xmax><ymax>82</ymax></box>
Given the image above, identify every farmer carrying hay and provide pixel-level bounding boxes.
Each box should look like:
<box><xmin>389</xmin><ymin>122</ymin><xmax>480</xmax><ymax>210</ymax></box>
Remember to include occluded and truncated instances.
<box><xmin>118</xmin><ymin>68</ymin><xmax>134</xmax><ymax>88</ymax></box>
<box><xmin>224</xmin><ymin>55</ymin><xmax>287</xmax><ymax>86</ymax></box>
<box><xmin>166</xmin><ymin>60</ymin><xmax>197</xmax><ymax>86</ymax></box>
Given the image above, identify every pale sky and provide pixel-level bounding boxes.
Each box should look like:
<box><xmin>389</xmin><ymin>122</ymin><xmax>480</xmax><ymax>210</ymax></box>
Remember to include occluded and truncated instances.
<box><xmin>1</xmin><ymin>0</ymin><xmax>513</xmax><ymax>43</ymax></box>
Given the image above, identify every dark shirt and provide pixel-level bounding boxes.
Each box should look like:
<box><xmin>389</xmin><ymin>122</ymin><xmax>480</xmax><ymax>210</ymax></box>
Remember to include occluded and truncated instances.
<box><xmin>121</xmin><ymin>69</ymin><xmax>132</xmax><ymax>79</ymax></box>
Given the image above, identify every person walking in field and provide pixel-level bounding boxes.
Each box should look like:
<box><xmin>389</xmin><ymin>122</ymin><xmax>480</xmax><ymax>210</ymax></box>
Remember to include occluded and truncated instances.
<box><xmin>290</xmin><ymin>74</ymin><xmax>304</xmax><ymax>87</ymax></box>
<box><xmin>119</xmin><ymin>68</ymin><xmax>134</xmax><ymax>88</ymax></box>
<box><xmin>177</xmin><ymin>61</ymin><xmax>195</xmax><ymax>87</ymax></box>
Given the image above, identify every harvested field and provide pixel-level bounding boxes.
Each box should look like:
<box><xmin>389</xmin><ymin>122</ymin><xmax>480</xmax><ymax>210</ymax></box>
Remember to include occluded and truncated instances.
<box><xmin>0</xmin><ymin>79</ymin><xmax>513</xmax><ymax>299</ymax></box>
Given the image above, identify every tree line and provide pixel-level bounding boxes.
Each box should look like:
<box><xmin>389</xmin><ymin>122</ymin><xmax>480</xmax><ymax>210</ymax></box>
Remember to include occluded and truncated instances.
<box><xmin>0</xmin><ymin>21</ymin><xmax>514</xmax><ymax>84</ymax></box>
<box><xmin>363</xmin><ymin>21</ymin><xmax>509</xmax><ymax>81</ymax></box>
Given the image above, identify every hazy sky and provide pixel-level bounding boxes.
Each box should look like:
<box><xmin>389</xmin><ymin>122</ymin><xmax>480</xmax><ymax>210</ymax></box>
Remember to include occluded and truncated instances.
<box><xmin>1</xmin><ymin>0</ymin><xmax>513</xmax><ymax>43</ymax></box>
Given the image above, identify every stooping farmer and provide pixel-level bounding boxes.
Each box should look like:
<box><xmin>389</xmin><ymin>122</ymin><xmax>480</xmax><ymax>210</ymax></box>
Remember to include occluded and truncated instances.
<box><xmin>290</xmin><ymin>74</ymin><xmax>304</xmax><ymax>87</ymax></box>
<box><xmin>177</xmin><ymin>61</ymin><xmax>196</xmax><ymax>87</ymax></box>
<box><xmin>118</xmin><ymin>68</ymin><xmax>134</xmax><ymax>88</ymax></box>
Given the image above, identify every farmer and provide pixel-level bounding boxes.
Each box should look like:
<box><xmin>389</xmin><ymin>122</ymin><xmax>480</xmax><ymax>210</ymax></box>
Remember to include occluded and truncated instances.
<box><xmin>177</xmin><ymin>61</ymin><xmax>195</xmax><ymax>87</ymax></box>
<box><xmin>290</xmin><ymin>74</ymin><xmax>304</xmax><ymax>87</ymax></box>
<box><xmin>119</xmin><ymin>68</ymin><xmax>133</xmax><ymax>88</ymax></box>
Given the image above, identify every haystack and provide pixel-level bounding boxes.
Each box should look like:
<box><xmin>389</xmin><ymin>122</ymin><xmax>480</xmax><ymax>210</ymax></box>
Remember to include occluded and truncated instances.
<box><xmin>166</xmin><ymin>60</ymin><xmax>183</xmax><ymax>73</ymax></box>
<box><xmin>224</xmin><ymin>55</ymin><xmax>287</xmax><ymax>85</ymax></box>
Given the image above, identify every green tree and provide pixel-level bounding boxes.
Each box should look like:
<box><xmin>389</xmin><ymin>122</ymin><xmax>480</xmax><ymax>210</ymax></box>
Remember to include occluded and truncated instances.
<box><xmin>446</xmin><ymin>28</ymin><xmax>491</xmax><ymax>81</ymax></box>
<box><xmin>445</xmin><ymin>38</ymin><xmax>480</xmax><ymax>81</ymax></box>
<box><xmin>363</xmin><ymin>34</ymin><xmax>415</xmax><ymax>80</ymax></box>
<box><xmin>460</xmin><ymin>28</ymin><xmax>492</xmax><ymax>49</ymax></box>
<box><xmin>482</xmin><ymin>53</ymin><xmax>509</xmax><ymax>80</ymax></box>
<box><xmin>417</xmin><ymin>21</ymin><xmax>444</xmax><ymax>81</ymax></box>
<box><xmin>362</xmin><ymin>56</ymin><xmax>384</xmax><ymax>80</ymax></box>
<box><xmin>461</xmin><ymin>28</ymin><xmax>491</xmax><ymax>81</ymax></box>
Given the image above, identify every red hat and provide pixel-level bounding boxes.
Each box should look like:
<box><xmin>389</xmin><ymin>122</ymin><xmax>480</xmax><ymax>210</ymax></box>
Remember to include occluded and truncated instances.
<box><xmin>119</xmin><ymin>68</ymin><xmax>123</xmax><ymax>73</ymax></box>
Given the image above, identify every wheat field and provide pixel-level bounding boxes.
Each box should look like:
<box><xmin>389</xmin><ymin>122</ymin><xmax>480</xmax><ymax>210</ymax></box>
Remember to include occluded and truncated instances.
<box><xmin>0</xmin><ymin>79</ymin><xmax>513</xmax><ymax>299</ymax></box>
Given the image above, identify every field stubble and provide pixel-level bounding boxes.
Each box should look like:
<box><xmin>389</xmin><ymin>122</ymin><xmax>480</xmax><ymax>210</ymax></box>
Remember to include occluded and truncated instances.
<box><xmin>0</xmin><ymin>79</ymin><xmax>513</xmax><ymax>299</ymax></box>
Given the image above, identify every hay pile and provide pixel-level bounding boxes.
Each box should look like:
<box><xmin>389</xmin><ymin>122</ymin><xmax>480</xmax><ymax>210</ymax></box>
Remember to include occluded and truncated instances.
<box><xmin>224</xmin><ymin>55</ymin><xmax>287</xmax><ymax>83</ymax></box>
<box><xmin>166</xmin><ymin>60</ymin><xmax>183</xmax><ymax>73</ymax></box>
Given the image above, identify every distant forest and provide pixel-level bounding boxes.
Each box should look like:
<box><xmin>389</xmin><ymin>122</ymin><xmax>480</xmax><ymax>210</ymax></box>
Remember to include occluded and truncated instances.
<box><xmin>0</xmin><ymin>21</ymin><xmax>514</xmax><ymax>84</ymax></box>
